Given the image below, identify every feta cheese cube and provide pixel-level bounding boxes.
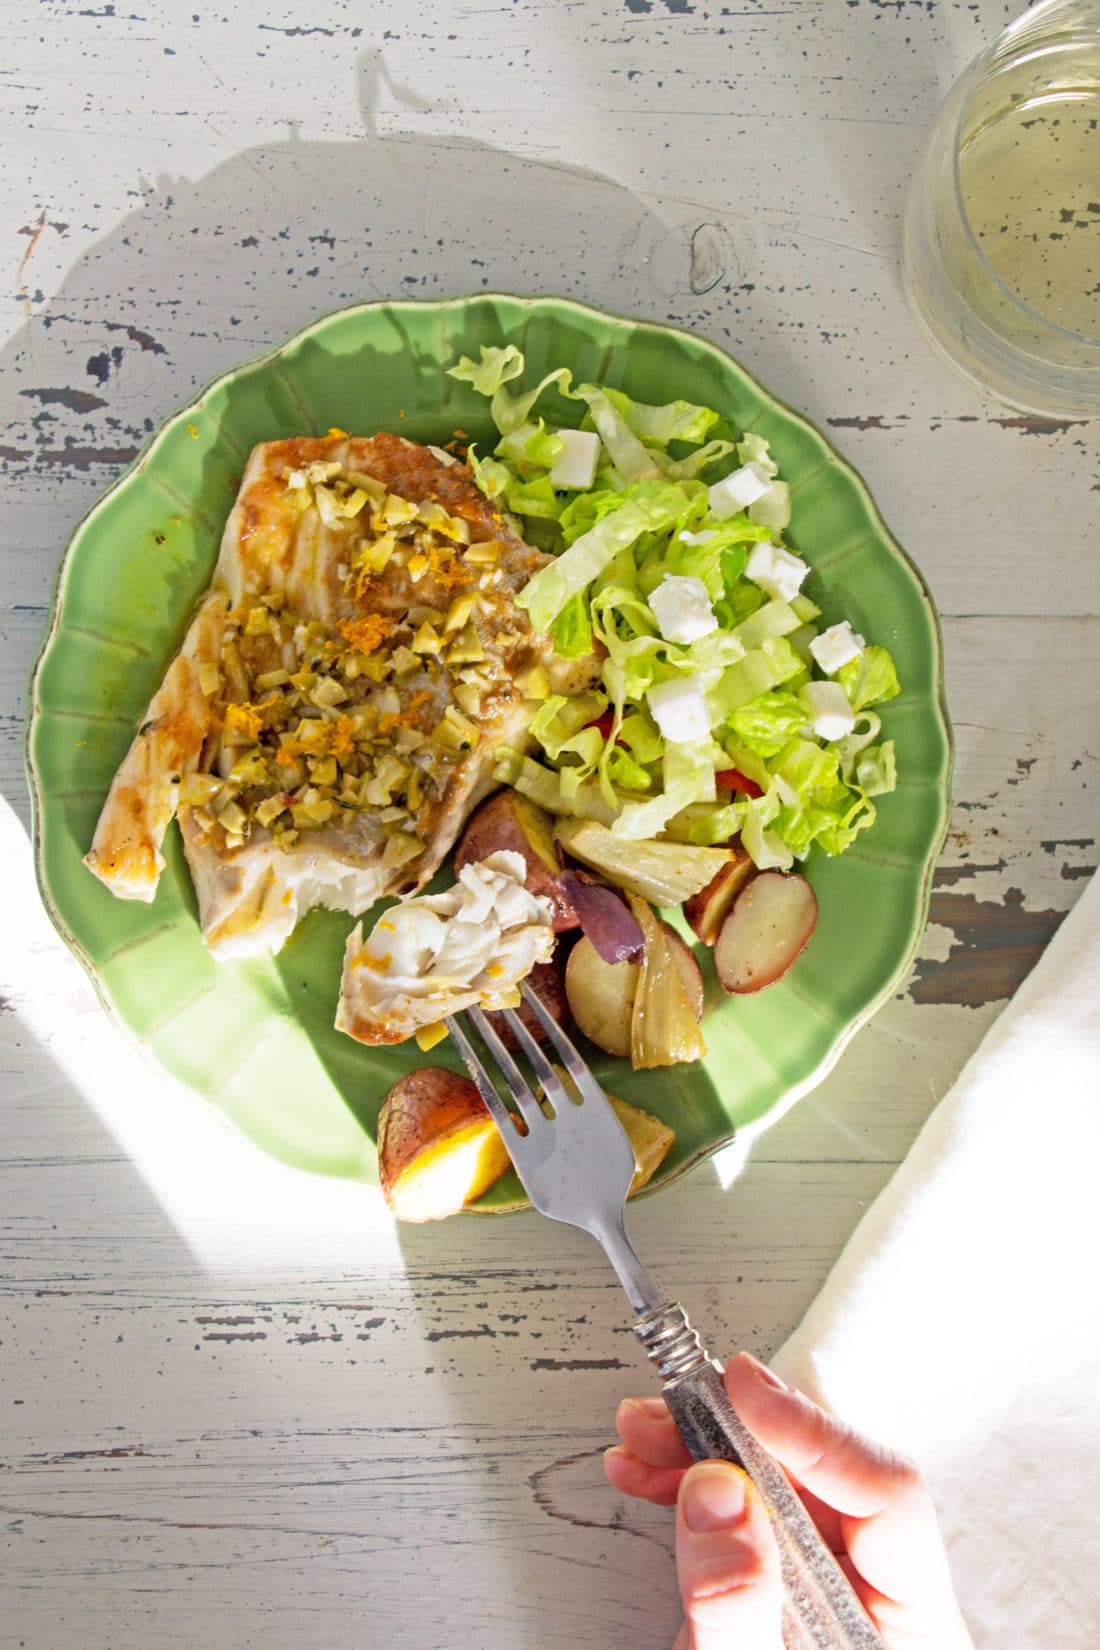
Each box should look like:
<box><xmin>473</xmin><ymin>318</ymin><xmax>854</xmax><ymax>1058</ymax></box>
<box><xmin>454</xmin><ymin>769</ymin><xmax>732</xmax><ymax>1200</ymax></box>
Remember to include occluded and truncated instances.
<box><xmin>549</xmin><ymin>428</ymin><xmax>600</xmax><ymax>490</ymax></box>
<box><xmin>708</xmin><ymin>461</ymin><xmax>772</xmax><ymax>519</ymax></box>
<box><xmin>678</xmin><ymin>529</ymin><xmax>715</xmax><ymax>547</ymax></box>
<box><xmin>800</xmin><ymin>680</ymin><xmax>856</xmax><ymax>742</ymax></box>
<box><xmin>745</xmin><ymin>540</ymin><xmax>809</xmax><ymax>602</ymax></box>
<box><xmin>649</xmin><ymin>574</ymin><xmax>718</xmax><ymax>645</ymax></box>
<box><xmin>647</xmin><ymin>677</ymin><xmax>712</xmax><ymax>743</ymax></box>
<box><xmin>809</xmin><ymin>620</ymin><xmax>865</xmax><ymax>676</ymax></box>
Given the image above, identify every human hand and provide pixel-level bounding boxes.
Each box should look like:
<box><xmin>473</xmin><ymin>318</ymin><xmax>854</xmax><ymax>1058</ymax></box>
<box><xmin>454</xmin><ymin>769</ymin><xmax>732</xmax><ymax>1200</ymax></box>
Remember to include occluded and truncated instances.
<box><xmin>605</xmin><ymin>1351</ymin><xmax>973</xmax><ymax>1650</ymax></box>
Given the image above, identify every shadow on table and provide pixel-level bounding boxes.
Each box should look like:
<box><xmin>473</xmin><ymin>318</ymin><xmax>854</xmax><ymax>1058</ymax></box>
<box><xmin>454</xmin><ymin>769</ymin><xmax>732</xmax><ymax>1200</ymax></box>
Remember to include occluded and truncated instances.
<box><xmin>386</xmin><ymin>1195</ymin><xmax>686</xmax><ymax>1650</ymax></box>
<box><xmin>14</xmin><ymin>33</ymin><xmax>745</xmax><ymax>1193</ymax></box>
<box><xmin>3</xmin><ymin>57</ymin><xmax>759</xmax><ymax>1646</ymax></box>
<box><xmin>2</xmin><ymin>44</ymin><xmax>782</xmax><ymax>810</ymax></box>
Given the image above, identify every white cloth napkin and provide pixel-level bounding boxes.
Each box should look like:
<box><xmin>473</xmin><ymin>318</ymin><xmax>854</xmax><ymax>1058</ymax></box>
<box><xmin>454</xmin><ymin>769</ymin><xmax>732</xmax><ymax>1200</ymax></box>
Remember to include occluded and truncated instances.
<box><xmin>775</xmin><ymin>870</ymin><xmax>1100</xmax><ymax>1649</ymax></box>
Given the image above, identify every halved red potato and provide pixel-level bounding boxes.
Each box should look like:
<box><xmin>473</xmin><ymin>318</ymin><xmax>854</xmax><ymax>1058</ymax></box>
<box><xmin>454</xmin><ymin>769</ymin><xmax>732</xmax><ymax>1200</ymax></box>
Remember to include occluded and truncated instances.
<box><xmin>683</xmin><ymin>841</ymin><xmax>756</xmax><ymax>946</ymax></box>
<box><xmin>486</xmin><ymin>954</ymin><xmax>570</xmax><ymax>1051</ymax></box>
<box><xmin>378</xmin><ymin>1068</ymin><xmax>512</xmax><ymax>1222</ymax></box>
<box><xmin>565</xmin><ymin>923</ymin><xmax>703</xmax><ymax>1060</ymax></box>
<box><xmin>565</xmin><ymin>937</ymin><xmax>637</xmax><ymax>1058</ymax></box>
<box><xmin>377</xmin><ymin>1041</ymin><xmax>679</xmax><ymax>1221</ymax></box>
<box><xmin>714</xmin><ymin>870</ymin><xmax>818</xmax><ymax>994</ymax></box>
<box><xmin>455</xmin><ymin>789</ymin><xmax>578</xmax><ymax>931</ymax></box>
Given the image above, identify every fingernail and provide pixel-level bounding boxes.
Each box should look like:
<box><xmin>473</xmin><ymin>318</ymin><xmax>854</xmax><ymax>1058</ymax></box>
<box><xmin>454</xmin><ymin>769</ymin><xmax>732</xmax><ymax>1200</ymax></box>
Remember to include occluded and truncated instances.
<box><xmin>620</xmin><ymin>1395</ymin><xmax>670</xmax><ymax>1420</ymax></box>
<box><xmin>737</xmin><ymin>1351</ymin><xmax>789</xmax><ymax>1391</ymax></box>
<box><xmin>682</xmin><ymin>1462</ymin><xmax>748</xmax><ymax>1533</ymax></box>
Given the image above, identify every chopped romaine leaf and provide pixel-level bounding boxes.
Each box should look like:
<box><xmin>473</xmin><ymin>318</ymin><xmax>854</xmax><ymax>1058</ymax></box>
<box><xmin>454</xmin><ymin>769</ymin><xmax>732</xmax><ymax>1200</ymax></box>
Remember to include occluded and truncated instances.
<box><xmin>837</xmin><ymin>645</ymin><xmax>901</xmax><ymax>711</ymax></box>
<box><xmin>517</xmin><ymin>483</ymin><xmax>693</xmax><ymax>632</ymax></box>
<box><xmin>736</xmin><ymin>433</ymin><xmax>779</xmax><ymax>478</ymax></box>
<box><xmin>602</xmin><ymin>387</ymin><xmax>720</xmax><ymax>448</ymax></box>
<box><xmin>550</xmin><ymin>592</ymin><xmax>594</xmax><ymax>658</ymax></box>
<box><xmin>709</xmin><ymin>638</ymin><xmax>805</xmax><ymax>721</ymax></box>
<box><xmin>453</xmin><ymin>345</ymin><xmax>902</xmax><ymax>876</ymax></box>
<box><xmin>447</xmin><ymin>344</ymin><xmax>524</xmax><ymax>399</ymax></box>
<box><xmin>572</xmin><ymin>386</ymin><xmax>662</xmax><ymax>483</ymax></box>
<box><xmin>727</xmin><ymin>689</ymin><xmax>808</xmax><ymax>758</ymax></box>
<box><xmin>856</xmin><ymin>741</ymin><xmax>897</xmax><ymax>797</ymax></box>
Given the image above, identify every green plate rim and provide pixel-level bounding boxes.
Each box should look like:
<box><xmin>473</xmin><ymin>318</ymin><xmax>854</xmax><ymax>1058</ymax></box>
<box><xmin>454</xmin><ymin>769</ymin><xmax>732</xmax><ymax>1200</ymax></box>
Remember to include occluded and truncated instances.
<box><xmin>24</xmin><ymin>291</ymin><xmax>954</xmax><ymax>1206</ymax></box>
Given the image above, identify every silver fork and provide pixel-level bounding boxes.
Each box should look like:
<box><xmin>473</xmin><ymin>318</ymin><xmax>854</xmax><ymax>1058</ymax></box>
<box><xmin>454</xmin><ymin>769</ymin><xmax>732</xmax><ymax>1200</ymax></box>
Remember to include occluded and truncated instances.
<box><xmin>446</xmin><ymin>984</ymin><xmax>887</xmax><ymax>1650</ymax></box>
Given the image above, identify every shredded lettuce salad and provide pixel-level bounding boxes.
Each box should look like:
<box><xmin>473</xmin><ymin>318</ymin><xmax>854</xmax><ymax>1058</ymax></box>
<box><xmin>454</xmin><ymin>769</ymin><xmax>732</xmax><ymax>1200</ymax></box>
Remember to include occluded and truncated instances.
<box><xmin>447</xmin><ymin>345</ymin><xmax>900</xmax><ymax>869</ymax></box>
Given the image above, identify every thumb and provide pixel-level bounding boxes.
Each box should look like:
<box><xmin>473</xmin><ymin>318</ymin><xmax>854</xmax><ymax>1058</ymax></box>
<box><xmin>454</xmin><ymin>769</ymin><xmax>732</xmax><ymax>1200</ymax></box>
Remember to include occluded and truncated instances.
<box><xmin>675</xmin><ymin>1461</ymin><xmax>784</xmax><ymax>1650</ymax></box>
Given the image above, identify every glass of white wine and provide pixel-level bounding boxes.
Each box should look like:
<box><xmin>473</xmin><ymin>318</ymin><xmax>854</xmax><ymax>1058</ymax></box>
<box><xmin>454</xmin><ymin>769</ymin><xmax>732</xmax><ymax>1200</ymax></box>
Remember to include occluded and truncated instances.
<box><xmin>903</xmin><ymin>0</ymin><xmax>1100</xmax><ymax>419</ymax></box>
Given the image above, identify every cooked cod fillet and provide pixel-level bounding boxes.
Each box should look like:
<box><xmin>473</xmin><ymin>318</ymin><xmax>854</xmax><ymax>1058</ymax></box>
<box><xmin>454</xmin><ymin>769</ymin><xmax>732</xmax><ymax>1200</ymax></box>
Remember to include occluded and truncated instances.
<box><xmin>84</xmin><ymin>432</ymin><xmax>597</xmax><ymax>959</ymax></box>
<box><xmin>336</xmin><ymin>850</ymin><xmax>556</xmax><ymax>1047</ymax></box>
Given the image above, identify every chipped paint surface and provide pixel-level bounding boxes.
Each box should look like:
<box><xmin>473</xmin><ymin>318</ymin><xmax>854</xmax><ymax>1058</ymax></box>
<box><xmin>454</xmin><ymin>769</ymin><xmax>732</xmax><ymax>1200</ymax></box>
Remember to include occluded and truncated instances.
<box><xmin>1</xmin><ymin>1</ymin><xmax>1097</xmax><ymax>1645</ymax></box>
<box><xmin>911</xmin><ymin>888</ymin><xmax>1068</xmax><ymax>1007</ymax></box>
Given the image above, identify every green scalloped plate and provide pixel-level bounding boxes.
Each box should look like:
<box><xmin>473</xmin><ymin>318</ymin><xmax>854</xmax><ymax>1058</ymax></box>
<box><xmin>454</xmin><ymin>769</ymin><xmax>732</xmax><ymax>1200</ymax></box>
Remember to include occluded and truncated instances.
<box><xmin>26</xmin><ymin>294</ymin><xmax>952</xmax><ymax>1207</ymax></box>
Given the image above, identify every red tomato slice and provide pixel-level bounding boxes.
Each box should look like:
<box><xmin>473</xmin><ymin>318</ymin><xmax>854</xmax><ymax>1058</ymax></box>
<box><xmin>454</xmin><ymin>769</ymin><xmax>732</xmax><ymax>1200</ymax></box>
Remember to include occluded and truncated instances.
<box><xmin>715</xmin><ymin>767</ymin><xmax>764</xmax><ymax>799</ymax></box>
<box><xmin>585</xmin><ymin>711</ymin><xmax>617</xmax><ymax>740</ymax></box>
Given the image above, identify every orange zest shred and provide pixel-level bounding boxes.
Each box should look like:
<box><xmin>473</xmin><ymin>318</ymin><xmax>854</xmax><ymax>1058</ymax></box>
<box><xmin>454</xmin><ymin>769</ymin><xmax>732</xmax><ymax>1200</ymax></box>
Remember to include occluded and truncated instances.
<box><xmin>421</xmin><ymin>540</ymin><xmax>467</xmax><ymax>591</ymax></box>
<box><xmin>378</xmin><ymin>688</ymin><xmax>433</xmax><ymax>737</ymax></box>
<box><xmin>337</xmin><ymin>613</ymin><xmax>395</xmax><ymax>654</ymax></box>
<box><xmin>330</xmin><ymin>716</ymin><xmax>356</xmax><ymax>760</ymax></box>
<box><xmin>225</xmin><ymin>696</ymin><xmax>277</xmax><ymax>740</ymax></box>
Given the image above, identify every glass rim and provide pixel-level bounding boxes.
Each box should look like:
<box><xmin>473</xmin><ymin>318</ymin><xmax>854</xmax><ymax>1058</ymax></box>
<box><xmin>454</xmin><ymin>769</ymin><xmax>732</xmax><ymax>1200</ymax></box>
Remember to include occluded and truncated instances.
<box><xmin>949</xmin><ymin>0</ymin><xmax>1100</xmax><ymax>352</ymax></box>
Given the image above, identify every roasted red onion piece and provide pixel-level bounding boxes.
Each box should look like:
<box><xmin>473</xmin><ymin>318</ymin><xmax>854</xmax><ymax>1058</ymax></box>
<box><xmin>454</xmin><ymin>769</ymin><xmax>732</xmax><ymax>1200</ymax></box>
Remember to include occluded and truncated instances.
<box><xmin>560</xmin><ymin>872</ymin><xmax>645</xmax><ymax>964</ymax></box>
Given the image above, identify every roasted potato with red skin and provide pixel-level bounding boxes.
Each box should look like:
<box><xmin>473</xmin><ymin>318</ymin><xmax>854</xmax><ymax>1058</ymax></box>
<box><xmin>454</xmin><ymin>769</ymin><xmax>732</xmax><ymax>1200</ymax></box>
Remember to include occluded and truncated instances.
<box><xmin>565</xmin><ymin>938</ymin><xmax>637</xmax><ymax>1058</ymax></box>
<box><xmin>565</xmin><ymin>923</ymin><xmax>703</xmax><ymax>1060</ymax></box>
<box><xmin>455</xmin><ymin>790</ymin><xmax>578</xmax><ymax>932</ymax></box>
<box><xmin>715</xmin><ymin>870</ymin><xmax>818</xmax><ymax>993</ymax></box>
<box><xmin>485</xmin><ymin>954</ymin><xmax>570</xmax><ymax>1051</ymax></box>
<box><xmin>684</xmin><ymin>841</ymin><xmax>756</xmax><ymax>946</ymax></box>
<box><xmin>378</xmin><ymin>1068</ymin><xmax>512</xmax><ymax>1222</ymax></box>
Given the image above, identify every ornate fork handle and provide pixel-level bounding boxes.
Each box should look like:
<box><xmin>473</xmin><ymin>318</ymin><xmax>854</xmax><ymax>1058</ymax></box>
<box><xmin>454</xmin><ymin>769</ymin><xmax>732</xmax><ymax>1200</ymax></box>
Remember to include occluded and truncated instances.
<box><xmin>635</xmin><ymin>1303</ymin><xmax>887</xmax><ymax>1650</ymax></box>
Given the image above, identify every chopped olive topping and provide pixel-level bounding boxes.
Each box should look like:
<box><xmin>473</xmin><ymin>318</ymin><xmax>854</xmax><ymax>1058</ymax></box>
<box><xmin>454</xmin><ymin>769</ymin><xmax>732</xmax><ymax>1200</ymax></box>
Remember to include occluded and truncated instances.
<box><xmin>186</xmin><ymin>465</ymin><xmax>530</xmax><ymax>855</ymax></box>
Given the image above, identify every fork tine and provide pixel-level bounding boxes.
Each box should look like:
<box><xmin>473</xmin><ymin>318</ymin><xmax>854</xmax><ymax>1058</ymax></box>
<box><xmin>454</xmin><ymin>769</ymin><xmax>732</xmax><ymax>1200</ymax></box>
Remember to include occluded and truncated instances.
<box><xmin>519</xmin><ymin>982</ymin><xmax>609</xmax><ymax>1110</ymax></box>
<box><xmin>443</xmin><ymin>1015</ymin><xmax>521</xmax><ymax>1139</ymax></box>
<box><xmin>465</xmin><ymin>1006</ymin><xmax>548</xmax><ymax>1135</ymax></box>
<box><xmin>497</xmin><ymin>1008</ymin><xmax>577</xmax><ymax>1116</ymax></box>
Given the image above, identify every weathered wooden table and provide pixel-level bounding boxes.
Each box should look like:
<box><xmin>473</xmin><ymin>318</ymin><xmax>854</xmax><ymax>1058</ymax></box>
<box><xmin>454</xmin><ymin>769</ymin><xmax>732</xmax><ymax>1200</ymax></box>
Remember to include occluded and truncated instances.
<box><xmin>2</xmin><ymin>3</ymin><xmax>1096</xmax><ymax>1645</ymax></box>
